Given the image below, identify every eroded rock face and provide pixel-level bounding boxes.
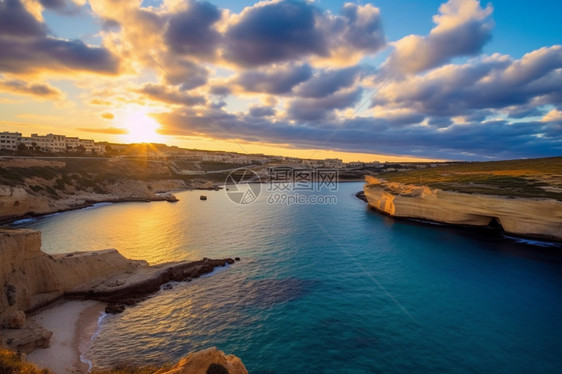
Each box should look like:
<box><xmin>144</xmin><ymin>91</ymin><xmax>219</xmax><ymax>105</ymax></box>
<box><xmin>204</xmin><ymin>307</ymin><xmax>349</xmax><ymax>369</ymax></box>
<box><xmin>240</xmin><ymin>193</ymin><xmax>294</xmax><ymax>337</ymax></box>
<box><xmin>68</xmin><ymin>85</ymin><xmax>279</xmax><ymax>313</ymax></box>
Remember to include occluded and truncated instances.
<box><xmin>160</xmin><ymin>347</ymin><xmax>248</xmax><ymax>374</ymax></box>
<box><xmin>364</xmin><ymin>176</ymin><xmax>562</xmax><ymax>241</ymax></box>
<box><xmin>0</xmin><ymin>229</ymin><xmax>237</xmax><ymax>352</ymax></box>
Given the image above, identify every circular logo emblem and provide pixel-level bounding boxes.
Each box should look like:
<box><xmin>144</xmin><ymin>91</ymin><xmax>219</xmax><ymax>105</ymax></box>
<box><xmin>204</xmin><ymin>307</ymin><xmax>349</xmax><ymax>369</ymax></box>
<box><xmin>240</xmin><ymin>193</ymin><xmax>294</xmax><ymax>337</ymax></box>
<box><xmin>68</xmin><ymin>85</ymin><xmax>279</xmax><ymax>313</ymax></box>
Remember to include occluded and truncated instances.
<box><xmin>225</xmin><ymin>168</ymin><xmax>261</xmax><ymax>205</ymax></box>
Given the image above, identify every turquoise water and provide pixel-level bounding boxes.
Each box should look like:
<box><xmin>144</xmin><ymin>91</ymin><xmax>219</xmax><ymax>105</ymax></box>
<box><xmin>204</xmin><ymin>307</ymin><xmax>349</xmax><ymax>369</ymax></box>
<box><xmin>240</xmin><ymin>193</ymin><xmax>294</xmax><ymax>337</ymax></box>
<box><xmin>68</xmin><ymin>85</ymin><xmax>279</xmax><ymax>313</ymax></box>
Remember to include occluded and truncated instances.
<box><xmin>19</xmin><ymin>183</ymin><xmax>562</xmax><ymax>373</ymax></box>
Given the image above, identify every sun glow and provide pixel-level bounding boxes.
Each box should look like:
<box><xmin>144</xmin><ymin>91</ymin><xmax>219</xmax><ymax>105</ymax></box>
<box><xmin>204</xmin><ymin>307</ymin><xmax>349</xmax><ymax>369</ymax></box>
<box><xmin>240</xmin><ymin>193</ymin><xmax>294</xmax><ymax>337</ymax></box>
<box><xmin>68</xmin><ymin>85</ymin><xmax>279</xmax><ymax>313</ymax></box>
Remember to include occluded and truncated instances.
<box><xmin>123</xmin><ymin>110</ymin><xmax>164</xmax><ymax>143</ymax></box>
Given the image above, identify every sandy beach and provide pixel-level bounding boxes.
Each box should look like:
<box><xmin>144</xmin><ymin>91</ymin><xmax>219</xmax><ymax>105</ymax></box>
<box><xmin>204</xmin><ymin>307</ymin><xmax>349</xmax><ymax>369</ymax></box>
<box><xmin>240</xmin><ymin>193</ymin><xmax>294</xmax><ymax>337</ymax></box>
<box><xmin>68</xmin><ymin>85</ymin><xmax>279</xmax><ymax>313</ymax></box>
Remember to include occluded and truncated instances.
<box><xmin>27</xmin><ymin>300</ymin><xmax>107</xmax><ymax>374</ymax></box>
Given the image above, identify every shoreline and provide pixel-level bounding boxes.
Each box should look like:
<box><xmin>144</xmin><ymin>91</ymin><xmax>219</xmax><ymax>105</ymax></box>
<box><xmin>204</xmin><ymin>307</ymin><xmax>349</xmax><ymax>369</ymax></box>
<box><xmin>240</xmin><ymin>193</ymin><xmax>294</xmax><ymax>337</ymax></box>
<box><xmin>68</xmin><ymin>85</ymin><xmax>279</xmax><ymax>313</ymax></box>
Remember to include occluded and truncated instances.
<box><xmin>0</xmin><ymin>193</ymin><xmax>186</xmax><ymax>226</ymax></box>
<box><xmin>27</xmin><ymin>300</ymin><xmax>107</xmax><ymax>374</ymax></box>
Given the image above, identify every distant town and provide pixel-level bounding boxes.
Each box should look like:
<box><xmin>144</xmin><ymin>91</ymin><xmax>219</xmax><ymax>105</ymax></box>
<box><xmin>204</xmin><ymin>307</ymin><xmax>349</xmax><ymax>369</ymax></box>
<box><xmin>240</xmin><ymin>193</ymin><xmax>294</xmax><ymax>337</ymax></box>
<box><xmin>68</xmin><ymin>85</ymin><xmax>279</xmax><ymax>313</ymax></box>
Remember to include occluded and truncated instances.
<box><xmin>0</xmin><ymin>131</ymin><xmax>448</xmax><ymax>175</ymax></box>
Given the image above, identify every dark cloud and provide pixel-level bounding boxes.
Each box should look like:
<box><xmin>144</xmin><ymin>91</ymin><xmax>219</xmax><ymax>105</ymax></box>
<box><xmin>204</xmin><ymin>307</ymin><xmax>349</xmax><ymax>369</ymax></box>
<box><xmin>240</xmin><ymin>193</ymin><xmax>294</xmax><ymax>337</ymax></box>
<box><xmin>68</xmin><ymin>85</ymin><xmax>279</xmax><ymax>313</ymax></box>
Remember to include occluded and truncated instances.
<box><xmin>249</xmin><ymin>106</ymin><xmax>275</xmax><ymax>117</ymax></box>
<box><xmin>235</xmin><ymin>64</ymin><xmax>312</xmax><ymax>95</ymax></box>
<box><xmin>224</xmin><ymin>0</ymin><xmax>326</xmax><ymax>67</ymax></box>
<box><xmin>336</xmin><ymin>3</ymin><xmax>385</xmax><ymax>52</ymax></box>
<box><xmin>0</xmin><ymin>0</ymin><xmax>45</xmax><ymax>37</ymax></box>
<box><xmin>138</xmin><ymin>83</ymin><xmax>206</xmax><ymax>107</ymax></box>
<box><xmin>39</xmin><ymin>0</ymin><xmax>82</xmax><ymax>15</ymax></box>
<box><xmin>209</xmin><ymin>85</ymin><xmax>231</xmax><ymax>96</ymax></box>
<box><xmin>157</xmin><ymin>56</ymin><xmax>210</xmax><ymax>90</ymax></box>
<box><xmin>165</xmin><ymin>0</ymin><xmax>221</xmax><ymax>59</ymax></box>
<box><xmin>223</xmin><ymin>0</ymin><xmax>385</xmax><ymax>67</ymax></box>
<box><xmin>374</xmin><ymin>46</ymin><xmax>562</xmax><ymax>118</ymax></box>
<box><xmin>101</xmin><ymin>18</ymin><xmax>120</xmax><ymax>31</ymax></box>
<box><xmin>295</xmin><ymin>66</ymin><xmax>365</xmax><ymax>98</ymax></box>
<box><xmin>287</xmin><ymin>87</ymin><xmax>363</xmax><ymax>122</ymax></box>
<box><xmin>0</xmin><ymin>0</ymin><xmax>119</xmax><ymax>74</ymax></box>
<box><xmin>157</xmin><ymin>106</ymin><xmax>562</xmax><ymax>160</ymax></box>
<box><xmin>0</xmin><ymin>79</ymin><xmax>62</xmax><ymax>99</ymax></box>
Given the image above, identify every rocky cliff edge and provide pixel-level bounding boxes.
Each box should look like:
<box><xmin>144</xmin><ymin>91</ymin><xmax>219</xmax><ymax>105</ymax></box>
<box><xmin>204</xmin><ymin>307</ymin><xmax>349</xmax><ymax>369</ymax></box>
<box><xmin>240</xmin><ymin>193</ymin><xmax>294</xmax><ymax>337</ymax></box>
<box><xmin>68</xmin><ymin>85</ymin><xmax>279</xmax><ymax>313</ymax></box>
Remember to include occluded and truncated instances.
<box><xmin>0</xmin><ymin>228</ymin><xmax>235</xmax><ymax>353</ymax></box>
<box><xmin>364</xmin><ymin>176</ymin><xmax>562</xmax><ymax>241</ymax></box>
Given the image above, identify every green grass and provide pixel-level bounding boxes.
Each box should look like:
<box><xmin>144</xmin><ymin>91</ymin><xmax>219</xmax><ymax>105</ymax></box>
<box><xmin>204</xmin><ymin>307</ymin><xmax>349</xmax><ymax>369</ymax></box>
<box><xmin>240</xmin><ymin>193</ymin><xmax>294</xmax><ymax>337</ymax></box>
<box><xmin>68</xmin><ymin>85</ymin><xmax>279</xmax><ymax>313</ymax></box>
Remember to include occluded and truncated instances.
<box><xmin>377</xmin><ymin>157</ymin><xmax>562</xmax><ymax>201</ymax></box>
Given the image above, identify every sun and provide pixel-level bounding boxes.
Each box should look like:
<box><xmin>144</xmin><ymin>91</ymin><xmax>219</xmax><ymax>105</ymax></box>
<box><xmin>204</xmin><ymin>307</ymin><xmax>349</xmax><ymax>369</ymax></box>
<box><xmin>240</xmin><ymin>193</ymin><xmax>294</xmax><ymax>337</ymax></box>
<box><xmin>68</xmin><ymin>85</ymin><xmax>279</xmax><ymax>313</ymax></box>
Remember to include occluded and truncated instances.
<box><xmin>123</xmin><ymin>110</ymin><xmax>164</xmax><ymax>143</ymax></box>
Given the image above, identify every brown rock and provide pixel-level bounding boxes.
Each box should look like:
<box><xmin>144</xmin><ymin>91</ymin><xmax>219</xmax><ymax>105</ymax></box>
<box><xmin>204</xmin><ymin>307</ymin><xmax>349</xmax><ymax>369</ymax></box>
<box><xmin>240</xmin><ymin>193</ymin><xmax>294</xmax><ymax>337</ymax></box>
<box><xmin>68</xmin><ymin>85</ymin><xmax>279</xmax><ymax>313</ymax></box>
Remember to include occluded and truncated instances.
<box><xmin>161</xmin><ymin>347</ymin><xmax>248</xmax><ymax>374</ymax></box>
<box><xmin>2</xmin><ymin>310</ymin><xmax>26</xmax><ymax>329</ymax></box>
<box><xmin>364</xmin><ymin>176</ymin><xmax>562</xmax><ymax>241</ymax></box>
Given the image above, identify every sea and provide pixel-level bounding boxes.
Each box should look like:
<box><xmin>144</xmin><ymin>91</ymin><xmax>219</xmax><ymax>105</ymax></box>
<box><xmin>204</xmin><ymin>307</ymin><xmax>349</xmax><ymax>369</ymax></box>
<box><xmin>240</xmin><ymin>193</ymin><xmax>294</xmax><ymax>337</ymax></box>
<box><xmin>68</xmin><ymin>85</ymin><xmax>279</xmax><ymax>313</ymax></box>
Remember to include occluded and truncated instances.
<box><xmin>15</xmin><ymin>182</ymin><xmax>562</xmax><ymax>373</ymax></box>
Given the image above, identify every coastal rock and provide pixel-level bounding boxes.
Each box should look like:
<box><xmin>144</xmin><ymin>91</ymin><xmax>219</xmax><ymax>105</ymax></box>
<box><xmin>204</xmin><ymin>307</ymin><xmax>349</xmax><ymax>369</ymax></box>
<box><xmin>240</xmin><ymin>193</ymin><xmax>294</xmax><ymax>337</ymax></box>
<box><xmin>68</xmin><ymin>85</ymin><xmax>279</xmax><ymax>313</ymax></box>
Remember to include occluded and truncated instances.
<box><xmin>0</xmin><ymin>229</ymin><xmax>236</xmax><ymax>351</ymax></box>
<box><xmin>160</xmin><ymin>347</ymin><xmax>248</xmax><ymax>374</ymax></box>
<box><xmin>0</xmin><ymin>163</ymin><xmax>187</xmax><ymax>222</ymax></box>
<box><xmin>1</xmin><ymin>310</ymin><xmax>26</xmax><ymax>329</ymax></box>
<box><xmin>363</xmin><ymin>176</ymin><xmax>562</xmax><ymax>241</ymax></box>
<box><xmin>0</xmin><ymin>320</ymin><xmax>52</xmax><ymax>353</ymax></box>
<box><xmin>105</xmin><ymin>303</ymin><xmax>125</xmax><ymax>314</ymax></box>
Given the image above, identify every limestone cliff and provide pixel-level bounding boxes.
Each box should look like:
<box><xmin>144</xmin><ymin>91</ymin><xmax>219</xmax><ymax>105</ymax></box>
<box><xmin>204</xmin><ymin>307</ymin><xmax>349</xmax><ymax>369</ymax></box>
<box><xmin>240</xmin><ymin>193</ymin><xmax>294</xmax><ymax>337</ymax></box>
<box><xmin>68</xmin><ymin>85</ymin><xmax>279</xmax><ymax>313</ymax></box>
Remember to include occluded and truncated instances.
<box><xmin>0</xmin><ymin>179</ymin><xmax>184</xmax><ymax>222</ymax></box>
<box><xmin>0</xmin><ymin>229</ymin><xmax>235</xmax><ymax>353</ymax></box>
<box><xmin>0</xmin><ymin>158</ymin><xmax>185</xmax><ymax>222</ymax></box>
<box><xmin>364</xmin><ymin>176</ymin><xmax>562</xmax><ymax>241</ymax></box>
<box><xmin>1</xmin><ymin>346</ymin><xmax>248</xmax><ymax>374</ymax></box>
<box><xmin>159</xmin><ymin>347</ymin><xmax>248</xmax><ymax>374</ymax></box>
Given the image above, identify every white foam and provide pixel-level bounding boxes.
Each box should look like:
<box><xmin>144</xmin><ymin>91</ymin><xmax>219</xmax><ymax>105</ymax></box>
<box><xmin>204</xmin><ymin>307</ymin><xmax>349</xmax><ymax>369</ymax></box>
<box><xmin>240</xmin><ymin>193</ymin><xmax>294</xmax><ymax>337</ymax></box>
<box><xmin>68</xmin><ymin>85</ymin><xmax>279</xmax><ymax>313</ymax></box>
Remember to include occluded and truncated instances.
<box><xmin>80</xmin><ymin>311</ymin><xmax>108</xmax><ymax>372</ymax></box>
<box><xmin>504</xmin><ymin>235</ymin><xmax>561</xmax><ymax>248</ymax></box>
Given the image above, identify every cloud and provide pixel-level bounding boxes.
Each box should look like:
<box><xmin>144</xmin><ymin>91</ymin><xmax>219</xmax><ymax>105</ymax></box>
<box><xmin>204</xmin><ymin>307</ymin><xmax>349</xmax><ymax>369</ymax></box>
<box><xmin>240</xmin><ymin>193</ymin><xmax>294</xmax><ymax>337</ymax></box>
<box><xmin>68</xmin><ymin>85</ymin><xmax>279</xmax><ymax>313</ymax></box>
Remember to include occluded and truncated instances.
<box><xmin>138</xmin><ymin>83</ymin><xmax>206</xmax><ymax>106</ymax></box>
<box><xmin>165</xmin><ymin>0</ymin><xmax>222</xmax><ymax>59</ymax></box>
<box><xmin>249</xmin><ymin>105</ymin><xmax>275</xmax><ymax>117</ymax></box>
<box><xmin>77</xmin><ymin>126</ymin><xmax>127</xmax><ymax>134</ymax></box>
<box><xmin>155</xmin><ymin>105</ymin><xmax>561</xmax><ymax>160</ymax></box>
<box><xmin>0</xmin><ymin>0</ymin><xmax>45</xmax><ymax>37</ymax></box>
<box><xmin>223</xmin><ymin>0</ymin><xmax>385</xmax><ymax>67</ymax></box>
<box><xmin>101</xmin><ymin>112</ymin><xmax>114</xmax><ymax>119</ymax></box>
<box><xmin>382</xmin><ymin>0</ymin><xmax>494</xmax><ymax>75</ymax></box>
<box><xmin>0</xmin><ymin>78</ymin><xmax>63</xmax><ymax>99</ymax></box>
<box><xmin>156</xmin><ymin>56</ymin><xmax>210</xmax><ymax>90</ymax></box>
<box><xmin>294</xmin><ymin>66</ymin><xmax>365</xmax><ymax>98</ymax></box>
<box><xmin>235</xmin><ymin>63</ymin><xmax>312</xmax><ymax>95</ymax></box>
<box><xmin>90</xmin><ymin>98</ymin><xmax>112</xmax><ymax>106</ymax></box>
<box><xmin>0</xmin><ymin>0</ymin><xmax>119</xmax><ymax>75</ymax></box>
<box><xmin>287</xmin><ymin>87</ymin><xmax>363</xmax><ymax>122</ymax></box>
<box><xmin>39</xmin><ymin>0</ymin><xmax>83</xmax><ymax>15</ymax></box>
<box><xmin>373</xmin><ymin>46</ymin><xmax>562</xmax><ymax>118</ymax></box>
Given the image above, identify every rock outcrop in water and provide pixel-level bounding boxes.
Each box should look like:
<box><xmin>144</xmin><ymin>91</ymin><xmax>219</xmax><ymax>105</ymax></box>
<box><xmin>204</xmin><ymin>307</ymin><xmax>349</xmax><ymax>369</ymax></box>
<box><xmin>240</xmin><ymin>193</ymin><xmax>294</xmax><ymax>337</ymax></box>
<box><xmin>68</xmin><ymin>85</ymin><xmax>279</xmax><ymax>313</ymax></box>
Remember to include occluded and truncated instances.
<box><xmin>364</xmin><ymin>176</ymin><xmax>562</xmax><ymax>241</ymax></box>
<box><xmin>0</xmin><ymin>228</ymin><xmax>235</xmax><ymax>352</ymax></box>
<box><xmin>161</xmin><ymin>347</ymin><xmax>248</xmax><ymax>374</ymax></box>
<box><xmin>0</xmin><ymin>346</ymin><xmax>248</xmax><ymax>374</ymax></box>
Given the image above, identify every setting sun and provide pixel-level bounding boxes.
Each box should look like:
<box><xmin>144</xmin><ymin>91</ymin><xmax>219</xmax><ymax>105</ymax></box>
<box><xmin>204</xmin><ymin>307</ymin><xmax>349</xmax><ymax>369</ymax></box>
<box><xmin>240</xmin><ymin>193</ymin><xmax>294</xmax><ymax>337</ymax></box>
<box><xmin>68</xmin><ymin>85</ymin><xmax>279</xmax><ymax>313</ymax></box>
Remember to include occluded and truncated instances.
<box><xmin>123</xmin><ymin>110</ymin><xmax>163</xmax><ymax>143</ymax></box>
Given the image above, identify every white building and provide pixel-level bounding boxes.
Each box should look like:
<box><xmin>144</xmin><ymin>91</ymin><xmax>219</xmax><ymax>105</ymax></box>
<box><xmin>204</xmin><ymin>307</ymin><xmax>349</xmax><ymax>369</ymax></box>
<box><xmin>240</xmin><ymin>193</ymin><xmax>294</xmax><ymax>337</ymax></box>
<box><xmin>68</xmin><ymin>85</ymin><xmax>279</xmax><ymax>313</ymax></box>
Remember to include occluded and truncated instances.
<box><xmin>79</xmin><ymin>139</ymin><xmax>95</xmax><ymax>153</ymax></box>
<box><xmin>93</xmin><ymin>144</ymin><xmax>106</xmax><ymax>154</ymax></box>
<box><xmin>66</xmin><ymin>137</ymin><xmax>80</xmax><ymax>152</ymax></box>
<box><xmin>23</xmin><ymin>133</ymin><xmax>67</xmax><ymax>152</ymax></box>
<box><xmin>0</xmin><ymin>132</ymin><xmax>22</xmax><ymax>151</ymax></box>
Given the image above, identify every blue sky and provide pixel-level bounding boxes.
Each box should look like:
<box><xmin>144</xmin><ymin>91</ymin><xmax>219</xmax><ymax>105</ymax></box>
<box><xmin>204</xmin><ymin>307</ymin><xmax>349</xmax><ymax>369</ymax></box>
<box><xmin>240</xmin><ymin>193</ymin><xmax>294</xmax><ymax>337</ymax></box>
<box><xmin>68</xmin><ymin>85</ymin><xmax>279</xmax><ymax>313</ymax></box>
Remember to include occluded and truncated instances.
<box><xmin>1</xmin><ymin>0</ymin><xmax>561</xmax><ymax>161</ymax></box>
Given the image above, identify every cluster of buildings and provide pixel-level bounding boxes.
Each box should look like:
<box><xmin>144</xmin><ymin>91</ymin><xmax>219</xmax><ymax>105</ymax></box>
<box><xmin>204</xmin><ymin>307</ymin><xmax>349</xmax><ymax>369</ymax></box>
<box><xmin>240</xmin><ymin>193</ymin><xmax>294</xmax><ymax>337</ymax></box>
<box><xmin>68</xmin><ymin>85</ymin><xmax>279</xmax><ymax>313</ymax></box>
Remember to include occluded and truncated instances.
<box><xmin>0</xmin><ymin>132</ymin><xmax>105</xmax><ymax>154</ymax></box>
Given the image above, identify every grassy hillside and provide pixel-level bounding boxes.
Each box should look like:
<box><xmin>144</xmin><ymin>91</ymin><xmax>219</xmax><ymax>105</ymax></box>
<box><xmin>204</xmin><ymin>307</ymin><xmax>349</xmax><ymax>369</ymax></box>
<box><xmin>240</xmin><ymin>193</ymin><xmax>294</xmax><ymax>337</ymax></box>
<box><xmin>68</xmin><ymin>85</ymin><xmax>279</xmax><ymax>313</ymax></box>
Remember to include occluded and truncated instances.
<box><xmin>379</xmin><ymin>157</ymin><xmax>562</xmax><ymax>201</ymax></box>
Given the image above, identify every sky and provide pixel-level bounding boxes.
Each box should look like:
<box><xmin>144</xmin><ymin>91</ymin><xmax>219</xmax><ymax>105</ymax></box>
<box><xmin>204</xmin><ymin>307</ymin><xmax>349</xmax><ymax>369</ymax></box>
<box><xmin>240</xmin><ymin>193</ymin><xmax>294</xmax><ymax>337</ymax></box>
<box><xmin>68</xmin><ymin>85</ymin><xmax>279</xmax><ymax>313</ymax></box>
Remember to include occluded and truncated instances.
<box><xmin>0</xmin><ymin>0</ymin><xmax>561</xmax><ymax>162</ymax></box>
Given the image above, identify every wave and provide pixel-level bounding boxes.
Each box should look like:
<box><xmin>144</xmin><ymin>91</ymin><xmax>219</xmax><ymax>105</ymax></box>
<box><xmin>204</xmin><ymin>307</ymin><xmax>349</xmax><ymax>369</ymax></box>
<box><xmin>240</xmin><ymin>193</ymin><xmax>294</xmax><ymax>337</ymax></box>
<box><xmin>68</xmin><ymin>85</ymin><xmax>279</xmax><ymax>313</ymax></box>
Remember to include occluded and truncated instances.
<box><xmin>504</xmin><ymin>235</ymin><xmax>562</xmax><ymax>248</ymax></box>
<box><xmin>80</xmin><ymin>311</ymin><xmax>109</xmax><ymax>372</ymax></box>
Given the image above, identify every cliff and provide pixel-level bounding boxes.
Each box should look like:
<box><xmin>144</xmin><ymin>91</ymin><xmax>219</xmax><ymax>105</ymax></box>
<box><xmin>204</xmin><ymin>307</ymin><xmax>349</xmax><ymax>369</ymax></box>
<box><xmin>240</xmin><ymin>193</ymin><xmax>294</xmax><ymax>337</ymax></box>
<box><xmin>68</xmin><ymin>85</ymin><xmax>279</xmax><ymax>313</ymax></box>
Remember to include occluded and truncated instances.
<box><xmin>160</xmin><ymin>347</ymin><xmax>248</xmax><ymax>374</ymax></box>
<box><xmin>0</xmin><ymin>158</ymin><xmax>184</xmax><ymax>222</ymax></box>
<box><xmin>1</xmin><ymin>346</ymin><xmax>248</xmax><ymax>374</ymax></box>
<box><xmin>0</xmin><ymin>229</ymin><xmax>235</xmax><ymax>353</ymax></box>
<box><xmin>364</xmin><ymin>176</ymin><xmax>562</xmax><ymax>241</ymax></box>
